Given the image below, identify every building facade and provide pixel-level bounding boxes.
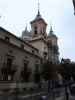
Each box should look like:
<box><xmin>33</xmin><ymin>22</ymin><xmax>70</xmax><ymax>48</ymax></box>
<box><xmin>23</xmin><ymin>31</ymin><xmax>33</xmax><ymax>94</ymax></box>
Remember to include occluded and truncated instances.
<box><xmin>0</xmin><ymin>27</ymin><xmax>41</xmax><ymax>82</ymax></box>
<box><xmin>0</xmin><ymin>9</ymin><xmax>59</xmax><ymax>94</ymax></box>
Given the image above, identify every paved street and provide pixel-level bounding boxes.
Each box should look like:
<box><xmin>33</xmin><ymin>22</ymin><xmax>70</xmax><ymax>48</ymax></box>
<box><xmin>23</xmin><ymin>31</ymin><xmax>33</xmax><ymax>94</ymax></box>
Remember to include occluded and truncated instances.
<box><xmin>0</xmin><ymin>86</ymin><xmax>75</xmax><ymax>100</ymax></box>
<box><xmin>0</xmin><ymin>93</ymin><xmax>75</xmax><ymax>100</ymax></box>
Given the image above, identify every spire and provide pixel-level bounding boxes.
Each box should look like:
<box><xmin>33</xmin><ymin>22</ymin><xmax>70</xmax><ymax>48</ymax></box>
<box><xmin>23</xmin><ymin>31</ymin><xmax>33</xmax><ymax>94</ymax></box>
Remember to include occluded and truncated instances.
<box><xmin>37</xmin><ymin>0</ymin><xmax>41</xmax><ymax>16</ymax></box>
<box><xmin>48</xmin><ymin>25</ymin><xmax>57</xmax><ymax>38</ymax></box>
<box><xmin>49</xmin><ymin>26</ymin><xmax>54</xmax><ymax>35</ymax></box>
<box><xmin>30</xmin><ymin>0</ymin><xmax>47</xmax><ymax>25</ymax></box>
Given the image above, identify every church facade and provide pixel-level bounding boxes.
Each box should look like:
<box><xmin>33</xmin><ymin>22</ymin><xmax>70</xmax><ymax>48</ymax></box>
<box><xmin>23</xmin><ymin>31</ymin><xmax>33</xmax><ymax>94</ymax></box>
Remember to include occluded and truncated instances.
<box><xmin>22</xmin><ymin>10</ymin><xmax>59</xmax><ymax>64</ymax></box>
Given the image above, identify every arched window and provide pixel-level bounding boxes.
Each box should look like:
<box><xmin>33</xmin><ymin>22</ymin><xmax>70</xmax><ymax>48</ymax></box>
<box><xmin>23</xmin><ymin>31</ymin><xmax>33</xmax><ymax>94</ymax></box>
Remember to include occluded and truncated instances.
<box><xmin>34</xmin><ymin>26</ymin><xmax>37</xmax><ymax>34</ymax></box>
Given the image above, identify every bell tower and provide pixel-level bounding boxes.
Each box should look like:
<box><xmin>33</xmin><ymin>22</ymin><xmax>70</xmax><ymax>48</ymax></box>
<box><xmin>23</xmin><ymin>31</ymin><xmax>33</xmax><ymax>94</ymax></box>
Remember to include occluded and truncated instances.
<box><xmin>47</xmin><ymin>26</ymin><xmax>59</xmax><ymax>64</ymax></box>
<box><xmin>30</xmin><ymin>1</ymin><xmax>47</xmax><ymax>38</ymax></box>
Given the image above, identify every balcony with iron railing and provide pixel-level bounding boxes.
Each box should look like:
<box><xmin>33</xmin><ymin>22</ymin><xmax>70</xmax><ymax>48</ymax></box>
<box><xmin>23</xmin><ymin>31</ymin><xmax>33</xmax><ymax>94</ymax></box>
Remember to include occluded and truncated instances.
<box><xmin>1</xmin><ymin>63</ymin><xmax>17</xmax><ymax>76</ymax></box>
<box><xmin>0</xmin><ymin>63</ymin><xmax>17</xmax><ymax>92</ymax></box>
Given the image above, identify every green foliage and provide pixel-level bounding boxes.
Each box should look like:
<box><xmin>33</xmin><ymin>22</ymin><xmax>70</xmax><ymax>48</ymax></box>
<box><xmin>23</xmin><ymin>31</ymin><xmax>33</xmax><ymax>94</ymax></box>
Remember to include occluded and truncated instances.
<box><xmin>41</xmin><ymin>61</ymin><xmax>58</xmax><ymax>81</ymax></box>
<box><xmin>58</xmin><ymin>63</ymin><xmax>75</xmax><ymax>81</ymax></box>
<box><xmin>59</xmin><ymin>64</ymin><xmax>71</xmax><ymax>80</ymax></box>
<box><xmin>57</xmin><ymin>62</ymin><xmax>75</xmax><ymax>100</ymax></box>
<box><xmin>70</xmin><ymin>63</ymin><xmax>75</xmax><ymax>81</ymax></box>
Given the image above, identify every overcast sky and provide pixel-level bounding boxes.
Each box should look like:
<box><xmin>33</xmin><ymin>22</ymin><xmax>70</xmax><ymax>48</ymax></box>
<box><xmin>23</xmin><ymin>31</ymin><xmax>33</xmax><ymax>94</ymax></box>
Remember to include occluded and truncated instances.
<box><xmin>0</xmin><ymin>0</ymin><xmax>75</xmax><ymax>61</ymax></box>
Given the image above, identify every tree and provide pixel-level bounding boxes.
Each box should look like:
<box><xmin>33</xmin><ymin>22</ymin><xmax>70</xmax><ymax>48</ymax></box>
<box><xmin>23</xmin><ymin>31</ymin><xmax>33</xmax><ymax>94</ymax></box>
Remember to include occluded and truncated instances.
<box><xmin>41</xmin><ymin>61</ymin><xmax>58</xmax><ymax>95</ymax></box>
<box><xmin>41</xmin><ymin>61</ymin><xmax>58</xmax><ymax>81</ymax></box>
<box><xmin>58</xmin><ymin>63</ymin><xmax>72</xmax><ymax>100</ymax></box>
<box><xmin>70</xmin><ymin>63</ymin><xmax>75</xmax><ymax>81</ymax></box>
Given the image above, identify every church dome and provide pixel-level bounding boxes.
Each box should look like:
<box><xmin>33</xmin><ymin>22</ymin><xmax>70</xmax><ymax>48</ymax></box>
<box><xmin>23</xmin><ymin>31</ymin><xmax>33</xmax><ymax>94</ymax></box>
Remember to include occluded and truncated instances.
<box><xmin>30</xmin><ymin>10</ymin><xmax>47</xmax><ymax>25</ymax></box>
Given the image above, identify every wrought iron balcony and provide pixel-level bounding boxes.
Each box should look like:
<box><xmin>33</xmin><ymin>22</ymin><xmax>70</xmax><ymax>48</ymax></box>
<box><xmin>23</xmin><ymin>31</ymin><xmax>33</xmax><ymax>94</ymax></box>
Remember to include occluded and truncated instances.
<box><xmin>1</xmin><ymin>63</ymin><xmax>17</xmax><ymax>81</ymax></box>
